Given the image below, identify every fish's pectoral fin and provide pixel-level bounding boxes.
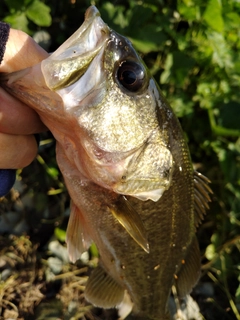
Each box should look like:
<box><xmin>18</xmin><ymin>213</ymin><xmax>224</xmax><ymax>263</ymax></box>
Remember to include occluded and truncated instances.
<box><xmin>194</xmin><ymin>171</ymin><xmax>213</xmax><ymax>228</ymax></box>
<box><xmin>108</xmin><ymin>196</ymin><xmax>149</xmax><ymax>253</ymax></box>
<box><xmin>174</xmin><ymin>236</ymin><xmax>201</xmax><ymax>298</ymax></box>
<box><xmin>85</xmin><ymin>265</ymin><xmax>125</xmax><ymax>309</ymax></box>
<box><xmin>66</xmin><ymin>202</ymin><xmax>92</xmax><ymax>263</ymax></box>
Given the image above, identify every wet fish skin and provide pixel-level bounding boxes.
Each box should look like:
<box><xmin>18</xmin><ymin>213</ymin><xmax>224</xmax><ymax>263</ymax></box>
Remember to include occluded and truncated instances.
<box><xmin>61</xmin><ymin>88</ymin><xmax>198</xmax><ymax>319</ymax></box>
<box><xmin>0</xmin><ymin>6</ymin><xmax>212</xmax><ymax>319</ymax></box>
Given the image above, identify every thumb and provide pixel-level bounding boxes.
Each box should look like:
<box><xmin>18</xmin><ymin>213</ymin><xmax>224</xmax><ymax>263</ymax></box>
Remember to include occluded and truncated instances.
<box><xmin>0</xmin><ymin>28</ymin><xmax>49</xmax><ymax>73</ymax></box>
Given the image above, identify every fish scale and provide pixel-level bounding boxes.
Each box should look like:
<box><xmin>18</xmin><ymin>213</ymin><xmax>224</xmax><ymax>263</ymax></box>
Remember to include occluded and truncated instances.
<box><xmin>0</xmin><ymin>6</ymin><xmax>212</xmax><ymax>319</ymax></box>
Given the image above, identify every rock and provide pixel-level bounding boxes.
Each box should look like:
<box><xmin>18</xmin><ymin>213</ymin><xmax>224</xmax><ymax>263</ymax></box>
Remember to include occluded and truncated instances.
<box><xmin>48</xmin><ymin>240</ymin><xmax>69</xmax><ymax>263</ymax></box>
<box><xmin>170</xmin><ymin>295</ymin><xmax>203</xmax><ymax>320</ymax></box>
<box><xmin>47</xmin><ymin>257</ymin><xmax>63</xmax><ymax>275</ymax></box>
<box><xmin>1</xmin><ymin>268</ymin><xmax>12</xmax><ymax>281</ymax></box>
<box><xmin>33</xmin><ymin>31</ymin><xmax>52</xmax><ymax>51</ymax></box>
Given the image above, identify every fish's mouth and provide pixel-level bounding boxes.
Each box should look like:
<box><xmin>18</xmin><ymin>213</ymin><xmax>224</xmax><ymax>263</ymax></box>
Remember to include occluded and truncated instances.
<box><xmin>41</xmin><ymin>6</ymin><xmax>110</xmax><ymax>91</ymax></box>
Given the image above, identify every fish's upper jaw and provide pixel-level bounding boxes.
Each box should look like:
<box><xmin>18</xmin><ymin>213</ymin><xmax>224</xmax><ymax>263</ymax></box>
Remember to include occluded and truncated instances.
<box><xmin>41</xmin><ymin>6</ymin><xmax>110</xmax><ymax>91</ymax></box>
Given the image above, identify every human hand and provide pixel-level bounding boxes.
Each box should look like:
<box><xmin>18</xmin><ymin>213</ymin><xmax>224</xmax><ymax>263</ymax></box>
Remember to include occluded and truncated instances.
<box><xmin>0</xmin><ymin>27</ymin><xmax>48</xmax><ymax>196</ymax></box>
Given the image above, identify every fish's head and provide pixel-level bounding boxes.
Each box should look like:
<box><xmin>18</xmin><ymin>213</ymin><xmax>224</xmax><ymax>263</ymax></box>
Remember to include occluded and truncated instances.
<box><xmin>42</xmin><ymin>6</ymin><xmax>174</xmax><ymax>202</ymax></box>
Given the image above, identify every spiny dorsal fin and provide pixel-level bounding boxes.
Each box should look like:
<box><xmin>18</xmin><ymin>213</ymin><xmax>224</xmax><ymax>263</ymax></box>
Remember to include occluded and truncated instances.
<box><xmin>175</xmin><ymin>236</ymin><xmax>201</xmax><ymax>298</ymax></box>
<box><xmin>108</xmin><ymin>196</ymin><xmax>149</xmax><ymax>254</ymax></box>
<box><xmin>66</xmin><ymin>202</ymin><xmax>92</xmax><ymax>263</ymax></box>
<box><xmin>194</xmin><ymin>171</ymin><xmax>213</xmax><ymax>228</ymax></box>
<box><xmin>84</xmin><ymin>265</ymin><xmax>125</xmax><ymax>309</ymax></box>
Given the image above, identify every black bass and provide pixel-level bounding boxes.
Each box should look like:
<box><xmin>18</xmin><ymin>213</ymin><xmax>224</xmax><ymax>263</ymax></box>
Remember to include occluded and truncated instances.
<box><xmin>0</xmin><ymin>6</ymin><xmax>212</xmax><ymax>319</ymax></box>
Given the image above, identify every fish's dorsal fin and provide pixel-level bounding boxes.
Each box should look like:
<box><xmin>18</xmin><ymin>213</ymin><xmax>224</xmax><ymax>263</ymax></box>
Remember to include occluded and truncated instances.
<box><xmin>174</xmin><ymin>236</ymin><xmax>201</xmax><ymax>298</ymax></box>
<box><xmin>85</xmin><ymin>264</ymin><xmax>125</xmax><ymax>308</ymax></box>
<box><xmin>108</xmin><ymin>196</ymin><xmax>149</xmax><ymax>254</ymax></box>
<box><xmin>194</xmin><ymin>171</ymin><xmax>213</xmax><ymax>228</ymax></box>
<box><xmin>66</xmin><ymin>202</ymin><xmax>92</xmax><ymax>263</ymax></box>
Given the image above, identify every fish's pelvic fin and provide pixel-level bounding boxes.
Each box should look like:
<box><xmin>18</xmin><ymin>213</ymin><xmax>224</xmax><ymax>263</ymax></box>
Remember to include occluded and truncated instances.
<box><xmin>85</xmin><ymin>265</ymin><xmax>125</xmax><ymax>309</ymax></box>
<box><xmin>66</xmin><ymin>202</ymin><xmax>92</xmax><ymax>263</ymax></box>
<box><xmin>194</xmin><ymin>171</ymin><xmax>213</xmax><ymax>228</ymax></box>
<box><xmin>108</xmin><ymin>196</ymin><xmax>149</xmax><ymax>254</ymax></box>
<box><xmin>175</xmin><ymin>236</ymin><xmax>201</xmax><ymax>298</ymax></box>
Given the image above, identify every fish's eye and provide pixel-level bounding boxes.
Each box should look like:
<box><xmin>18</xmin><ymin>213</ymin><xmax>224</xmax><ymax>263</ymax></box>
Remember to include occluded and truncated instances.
<box><xmin>116</xmin><ymin>61</ymin><xmax>145</xmax><ymax>92</ymax></box>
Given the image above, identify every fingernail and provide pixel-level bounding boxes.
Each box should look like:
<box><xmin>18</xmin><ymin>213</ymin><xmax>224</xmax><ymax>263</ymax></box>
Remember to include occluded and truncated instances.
<box><xmin>0</xmin><ymin>169</ymin><xmax>16</xmax><ymax>197</ymax></box>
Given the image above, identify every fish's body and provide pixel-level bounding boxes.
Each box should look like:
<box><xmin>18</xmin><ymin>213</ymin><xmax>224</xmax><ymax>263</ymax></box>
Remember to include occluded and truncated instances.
<box><xmin>0</xmin><ymin>6</ymin><xmax>212</xmax><ymax>319</ymax></box>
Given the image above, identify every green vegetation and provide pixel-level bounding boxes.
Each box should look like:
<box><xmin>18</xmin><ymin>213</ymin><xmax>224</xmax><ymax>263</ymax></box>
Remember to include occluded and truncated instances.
<box><xmin>0</xmin><ymin>0</ymin><xmax>240</xmax><ymax>319</ymax></box>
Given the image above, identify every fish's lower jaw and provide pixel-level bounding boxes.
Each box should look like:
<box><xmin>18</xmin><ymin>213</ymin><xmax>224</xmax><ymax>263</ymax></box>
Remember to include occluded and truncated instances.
<box><xmin>85</xmin><ymin>5</ymin><xmax>100</xmax><ymax>19</ymax></box>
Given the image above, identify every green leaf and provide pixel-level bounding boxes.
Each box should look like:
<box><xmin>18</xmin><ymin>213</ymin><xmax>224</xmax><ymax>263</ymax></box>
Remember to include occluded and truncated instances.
<box><xmin>4</xmin><ymin>0</ymin><xmax>25</xmax><ymax>12</ymax></box>
<box><xmin>217</xmin><ymin>102</ymin><xmax>240</xmax><ymax>130</ymax></box>
<box><xmin>161</xmin><ymin>51</ymin><xmax>195</xmax><ymax>86</ymax></box>
<box><xmin>100</xmin><ymin>2</ymin><xmax>129</xmax><ymax>30</ymax></box>
<box><xmin>129</xmin><ymin>26</ymin><xmax>167</xmax><ymax>53</ymax></box>
<box><xmin>4</xmin><ymin>12</ymin><xmax>30</xmax><ymax>33</ymax></box>
<box><xmin>24</xmin><ymin>0</ymin><xmax>33</xmax><ymax>5</ymax></box>
<box><xmin>205</xmin><ymin>243</ymin><xmax>216</xmax><ymax>260</ymax></box>
<box><xmin>177</xmin><ymin>0</ymin><xmax>200</xmax><ymax>21</ymax></box>
<box><xmin>160</xmin><ymin>53</ymin><xmax>173</xmax><ymax>84</ymax></box>
<box><xmin>54</xmin><ymin>227</ymin><xmax>66</xmax><ymax>242</ymax></box>
<box><xmin>207</xmin><ymin>31</ymin><xmax>233</xmax><ymax>69</ymax></box>
<box><xmin>225</xmin><ymin>12</ymin><xmax>240</xmax><ymax>29</ymax></box>
<box><xmin>208</xmin><ymin>109</ymin><xmax>240</xmax><ymax>137</ymax></box>
<box><xmin>128</xmin><ymin>5</ymin><xmax>154</xmax><ymax>29</ymax></box>
<box><xmin>26</xmin><ymin>0</ymin><xmax>51</xmax><ymax>26</ymax></box>
<box><xmin>169</xmin><ymin>94</ymin><xmax>195</xmax><ymax>117</ymax></box>
<box><xmin>90</xmin><ymin>243</ymin><xmax>99</xmax><ymax>258</ymax></box>
<box><xmin>46</xmin><ymin>166</ymin><xmax>59</xmax><ymax>179</ymax></box>
<box><xmin>203</xmin><ymin>0</ymin><xmax>224</xmax><ymax>33</ymax></box>
<box><xmin>235</xmin><ymin>284</ymin><xmax>240</xmax><ymax>303</ymax></box>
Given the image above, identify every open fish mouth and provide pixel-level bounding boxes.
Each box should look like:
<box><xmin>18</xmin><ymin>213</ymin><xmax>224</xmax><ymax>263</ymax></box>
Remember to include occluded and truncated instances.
<box><xmin>41</xmin><ymin>6</ymin><xmax>110</xmax><ymax>91</ymax></box>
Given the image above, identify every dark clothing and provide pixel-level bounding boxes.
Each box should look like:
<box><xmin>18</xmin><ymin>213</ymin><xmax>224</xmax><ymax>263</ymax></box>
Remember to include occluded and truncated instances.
<box><xmin>0</xmin><ymin>169</ymin><xmax>16</xmax><ymax>197</ymax></box>
<box><xmin>0</xmin><ymin>21</ymin><xmax>10</xmax><ymax>65</ymax></box>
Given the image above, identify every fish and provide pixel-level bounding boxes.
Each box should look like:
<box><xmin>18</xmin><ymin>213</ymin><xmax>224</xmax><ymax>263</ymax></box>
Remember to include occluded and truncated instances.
<box><xmin>0</xmin><ymin>6</ymin><xmax>212</xmax><ymax>319</ymax></box>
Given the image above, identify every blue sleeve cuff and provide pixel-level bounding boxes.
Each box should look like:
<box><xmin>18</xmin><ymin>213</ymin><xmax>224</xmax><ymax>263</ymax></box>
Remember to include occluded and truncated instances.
<box><xmin>0</xmin><ymin>169</ymin><xmax>16</xmax><ymax>197</ymax></box>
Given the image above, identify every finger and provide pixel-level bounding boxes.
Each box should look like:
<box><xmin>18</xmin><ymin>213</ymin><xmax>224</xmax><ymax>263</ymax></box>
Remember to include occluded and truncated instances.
<box><xmin>0</xmin><ymin>132</ymin><xmax>38</xmax><ymax>168</ymax></box>
<box><xmin>0</xmin><ymin>87</ymin><xmax>47</xmax><ymax>134</ymax></box>
<box><xmin>0</xmin><ymin>29</ymin><xmax>48</xmax><ymax>73</ymax></box>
